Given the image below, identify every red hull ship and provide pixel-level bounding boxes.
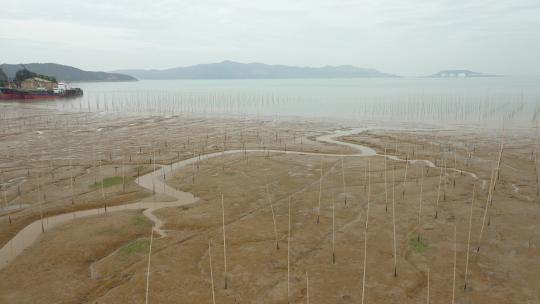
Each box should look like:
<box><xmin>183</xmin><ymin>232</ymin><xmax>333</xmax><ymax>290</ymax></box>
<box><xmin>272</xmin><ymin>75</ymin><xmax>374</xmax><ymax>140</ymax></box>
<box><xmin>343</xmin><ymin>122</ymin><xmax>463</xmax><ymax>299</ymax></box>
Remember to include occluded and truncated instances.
<box><xmin>0</xmin><ymin>87</ymin><xmax>83</xmax><ymax>101</ymax></box>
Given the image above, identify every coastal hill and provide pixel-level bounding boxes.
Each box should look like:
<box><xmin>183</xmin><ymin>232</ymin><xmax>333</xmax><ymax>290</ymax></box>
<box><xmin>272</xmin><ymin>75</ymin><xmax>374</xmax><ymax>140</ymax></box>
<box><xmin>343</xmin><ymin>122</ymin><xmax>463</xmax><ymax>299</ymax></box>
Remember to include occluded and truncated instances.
<box><xmin>115</xmin><ymin>60</ymin><xmax>397</xmax><ymax>79</ymax></box>
<box><xmin>428</xmin><ymin>69</ymin><xmax>501</xmax><ymax>77</ymax></box>
<box><xmin>0</xmin><ymin>63</ymin><xmax>137</xmax><ymax>82</ymax></box>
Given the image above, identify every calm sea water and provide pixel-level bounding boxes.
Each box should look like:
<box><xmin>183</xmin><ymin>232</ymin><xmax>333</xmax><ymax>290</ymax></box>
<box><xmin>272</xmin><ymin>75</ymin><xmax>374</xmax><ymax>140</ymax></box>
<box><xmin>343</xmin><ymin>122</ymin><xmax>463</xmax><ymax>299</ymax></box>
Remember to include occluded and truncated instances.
<box><xmin>57</xmin><ymin>77</ymin><xmax>540</xmax><ymax>128</ymax></box>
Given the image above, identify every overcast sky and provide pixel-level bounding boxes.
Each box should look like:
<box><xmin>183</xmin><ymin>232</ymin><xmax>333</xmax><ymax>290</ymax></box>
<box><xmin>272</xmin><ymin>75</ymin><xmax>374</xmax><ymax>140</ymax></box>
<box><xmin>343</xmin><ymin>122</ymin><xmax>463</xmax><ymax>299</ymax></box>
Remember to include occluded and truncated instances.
<box><xmin>1</xmin><ymin>0</ymin><xmax>539</xmax><ymax>76</ymax></box>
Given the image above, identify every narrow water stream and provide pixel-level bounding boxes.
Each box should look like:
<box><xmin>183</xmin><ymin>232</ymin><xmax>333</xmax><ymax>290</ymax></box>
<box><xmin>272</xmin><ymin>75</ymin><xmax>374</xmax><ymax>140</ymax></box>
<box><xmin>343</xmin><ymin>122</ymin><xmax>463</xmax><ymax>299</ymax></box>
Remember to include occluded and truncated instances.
<box><xmin>0</xmin><ymin>127</ymin><xmax>476</xmax><ymax>270</ymax></box>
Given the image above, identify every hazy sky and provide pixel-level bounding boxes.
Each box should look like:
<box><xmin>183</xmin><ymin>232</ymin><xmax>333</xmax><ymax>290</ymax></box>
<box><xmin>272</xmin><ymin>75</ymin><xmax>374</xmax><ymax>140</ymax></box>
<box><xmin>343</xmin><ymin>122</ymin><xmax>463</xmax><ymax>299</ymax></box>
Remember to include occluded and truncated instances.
<box><xmin>1</xmin><ymin>0</ymin><xmax>539</xmax><ymax>76</ymax></box>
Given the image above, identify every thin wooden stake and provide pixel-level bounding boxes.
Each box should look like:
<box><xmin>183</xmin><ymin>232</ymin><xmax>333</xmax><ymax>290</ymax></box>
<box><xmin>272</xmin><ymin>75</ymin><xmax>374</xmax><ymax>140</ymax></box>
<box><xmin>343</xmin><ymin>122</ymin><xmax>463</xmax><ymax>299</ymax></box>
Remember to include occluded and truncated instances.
<box><xmin>341</xmin><ymin>157</ymin><xmax>347</xmax><ymax>206</ymax></box>
<box><xmin>402</xmin><ymin>154</ymin><xmax>409</xmax><ymax>199</ymax></box>
<box><xmin>452</xmin><ymin>225</ymin><xmax>457</xmax><ymax>304</ymax></box>
<box><xmin>434</xmin><ymin>165</ymin><xmax>443</xmax><ymax>219</ymax></box>
<box><xmin>306</xmin><ymin>271</ymin><xmax>309</xmax><ymax>304</ymax></box>
<box><xmin>332</xmin><ymin>197</ymin><xmax>336</xmax><ymax>264</ymax></box>
<box><xmin>417</xmin><ymin>166</ymin><xmax>424</xmax><ymax>241</ymax></box>
<box><xmin>392</xmin><ymin>164</ymin><xmax>397</xmax><ymax>277</ymax></box>
<box><xmin>288</xmin><ymin>197</ymin><xmax>291</xmax><ymax>303</ymax></box>
<box><xmin>361</xmin><ymin>160</ymin><xmax>371</xmax><ymax>304</ymax></box>
<box><xmin>477</xmin><ymin>168</ymin><xmax>496</xmax><ymax>253</ymax></box>
<box><xmin>208</xmin><ymin>240</ymin><xmax>216</xmax><ymax>304</ymax></box>
<box><xmin>145</xmin><ymin>227</ymin><xmax>154</xmax><ymax>304</ymax></box>
<box><xmin>464</xmin><ymin>185</ymin><xmax>476</xmax><ymax>290</ymax></box>
<box><xmin>317</xmin><ymin>160</ymin><xmax>323</xmax><ymax>224</ymax></box>
<box><xmin>221</xmin><ymin>193</ymin><xmax>228</xmax><ymax>289</ymax></box>
<box><xmin>266</xmin><ymin>184</ymin><xmax>280</xmax><ymax>250</ymax></box>
<box><xmin>384</xmin><ymin>147</ymin><xmax>388</xmax><ymax>213</ymax></box>
<box><xmin>427</xmin><ymin>268</ymin><xmax>430</xmax><ymax>304</ymax></box>
<box><xmin>69</xmin><ymin>158</ymin><xmax>74</xmax><ymax>204</ymax></box>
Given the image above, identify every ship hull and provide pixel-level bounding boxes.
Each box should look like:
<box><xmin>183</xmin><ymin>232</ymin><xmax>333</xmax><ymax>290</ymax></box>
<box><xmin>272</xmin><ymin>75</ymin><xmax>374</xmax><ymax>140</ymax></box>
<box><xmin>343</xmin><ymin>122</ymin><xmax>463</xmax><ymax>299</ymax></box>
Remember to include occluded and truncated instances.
<box><xmin>0</xmin><ymin>88</ymin><xmax>83</xmax><ymax>101</ymax></box>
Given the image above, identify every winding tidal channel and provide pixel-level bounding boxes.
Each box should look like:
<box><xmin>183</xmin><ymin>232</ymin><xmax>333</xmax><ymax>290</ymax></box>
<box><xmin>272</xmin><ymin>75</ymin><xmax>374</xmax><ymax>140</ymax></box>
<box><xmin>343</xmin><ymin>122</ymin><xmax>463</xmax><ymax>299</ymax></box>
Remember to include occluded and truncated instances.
<box><xmin>0</xmin><ymin>127</ymin><xmax>475</xmax><ymax>270</ymax></box>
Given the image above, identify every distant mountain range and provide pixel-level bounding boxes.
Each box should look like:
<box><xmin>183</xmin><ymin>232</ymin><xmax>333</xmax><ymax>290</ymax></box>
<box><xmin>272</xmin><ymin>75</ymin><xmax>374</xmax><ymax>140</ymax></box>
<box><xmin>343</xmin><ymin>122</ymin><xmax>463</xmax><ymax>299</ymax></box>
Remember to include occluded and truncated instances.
<box><xmin>428</xmin><ymin>70</ymin><xmax>501</xmax><ymax>78</ymax></box>
<box><xmin>115</xmin><ymin>60</ymin><xmax>397</xmax><ymax>79</ymax></box>
<box><xmin>0</xmin><ymin>63</ymin><xmax>137</xmax><ymax>82</ymax></box>
<box><xmin>0</xmin><ymin>62</ymin><xmax>506</xmax><ymax>82</ymax></box>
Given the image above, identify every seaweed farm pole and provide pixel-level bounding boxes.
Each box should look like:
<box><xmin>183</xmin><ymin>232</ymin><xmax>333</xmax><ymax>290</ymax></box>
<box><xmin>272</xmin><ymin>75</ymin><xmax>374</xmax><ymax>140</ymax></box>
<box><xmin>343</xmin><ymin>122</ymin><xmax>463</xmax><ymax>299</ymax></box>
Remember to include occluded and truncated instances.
<box><xmin>1</xmin><ymin>174</ymin><xmax>7</xmax><ymax>223</ymax></box>
<box><xmin>537</xmin><ymin>167</ymin><xmax>540</xmax><ymax>200</ymax></box>
<box><xmin>317</xmin><ymin>160</ymin><xmax>323</xmax><ymax>224</ymax></box>
<box><xmin>434</xmin><ymin>165</ymin><xmax>443</xmax><ymax>219</ymax></box>
<box><xmin>361</xmin><ymin>161</ymin><xmax>371</xmax><ymax>304</ymax></box>
<box><xmin>306</xmin><ymin>271</ymin><xmax>310</xmax><ymax>304</ymax></box>
<box><xmin>464</xmin><ymin>185</ymin><xmax>476</xmax><ymax>290</ymax></box>
<box><xmin>152</xmin><ymin>151</ymin><xmax>156</xmax><ymax>200</ymax></box>
<box><xmin>39</xmin><ymin>181</ymin><xmax>44</xmax><ymax>233</ymax></box>
<box><xmin>384</xmin><ymin>147</ymin><xmax>388</xmax><ymax>213</ymax></box>
<box><xmin>99</xmin><ymin>159</ymin><xmax>106</xmax><ymax>213</ymax></box>
<box><xmin>70</xmin><ymin>158</ymin><xmax>74</xmax><ymax>204</ymax></box>
<box><xmin>402</xmin><ymin>154</ymin><xmax>409</xmax><ymax>199</ymax></box>
<box><xmin>221</xmin><ymin>193</ymin><xmax>228</xmax><ymax>289</ymax></box>
<box><xmin>495</xmin><ymin>136</ymin><xmax>505</xmax><ymax>184</ymax></box>
<box><xmin>452</xmin><ymin>225</ymin><xmax>457</xmax><ymax>304</ymax></box>
<box><xmin>426</xmin><ymin>268</ymin><xmax>430</xmax><ymax>304</ymax></box>
<box><xmin>288</xmin><ymin>197</ymin><xmax>291</xmax><ymax>303</ymax></box>
<box><xmin>477</xmin><ymin>168</ymin><xmax>496</xmax><ymax>253</ymax></box>
<box><xmin>332</xmin><ymin>198</ymin><xmax>336</xmax><ymax>264</ymax></box>
<box><xmin>417</xmin><ymin>166</ymin><xmax>424</xmax><ymax>241</ymax></box>
<box><xmin>266</xmin><ymin>184</ymin><xmax>280</xmax><ymax>250</ymax></box>
<box><xmin>392</xmin><ymin>164</ymin><xmax>397</xmax><ymax>277</ymax></box>
<box><xmin>145</xmin><ymin>226</ymin><xmax>154</xmax><ymax>304</ymax></box>
<box><xmin>341</xmin><ymin>157</ymin><xmax>347</xmax><ymax>206</ymax></box>
<box><xmin>122</xmin><ymin>157</ymin><xmax>126</xmax><ymax>193</ymax></box>
<box><xmin>208</xmin><ymin>240</ymin><xmax>216</xmax><ymax>304</ymax></box>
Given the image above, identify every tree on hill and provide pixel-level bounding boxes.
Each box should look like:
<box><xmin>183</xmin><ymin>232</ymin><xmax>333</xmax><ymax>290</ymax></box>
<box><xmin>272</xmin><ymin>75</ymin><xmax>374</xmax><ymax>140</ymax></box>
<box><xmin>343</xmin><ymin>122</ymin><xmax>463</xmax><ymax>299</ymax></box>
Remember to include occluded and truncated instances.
<box><xmin>0</xmin><ymin>68</ymin><xmax>7</xmax><ymax>86</ymax></box>
<box><xmin>14</xmin><ymin>67</ymin><xmax>57</xmax><ymax>85</ymax></box>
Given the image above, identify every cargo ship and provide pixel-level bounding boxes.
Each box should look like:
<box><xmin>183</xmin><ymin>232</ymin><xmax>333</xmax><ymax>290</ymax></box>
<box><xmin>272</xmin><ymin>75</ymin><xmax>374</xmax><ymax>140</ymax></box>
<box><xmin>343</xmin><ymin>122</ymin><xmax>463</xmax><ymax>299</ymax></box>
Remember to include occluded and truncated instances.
<box><xmin>0</xmin><ymin>83</ymin><xmax>83</xmax><ymax>101</ymax></box>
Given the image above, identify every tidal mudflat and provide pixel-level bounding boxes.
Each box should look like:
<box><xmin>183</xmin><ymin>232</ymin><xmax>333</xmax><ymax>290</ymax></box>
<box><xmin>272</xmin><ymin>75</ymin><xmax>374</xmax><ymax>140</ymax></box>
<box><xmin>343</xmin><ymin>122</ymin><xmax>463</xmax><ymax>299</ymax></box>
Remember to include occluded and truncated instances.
<box><xmin>0</xmin><ymin>103</ymin><xmax>539</xmax><ymax>303</ymax></box>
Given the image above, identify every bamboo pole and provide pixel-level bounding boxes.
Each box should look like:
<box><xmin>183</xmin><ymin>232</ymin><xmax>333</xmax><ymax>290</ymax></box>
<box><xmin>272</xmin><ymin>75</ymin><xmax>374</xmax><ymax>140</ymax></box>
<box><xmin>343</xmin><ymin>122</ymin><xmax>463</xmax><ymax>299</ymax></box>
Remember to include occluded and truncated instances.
<box><xmin>317</xmin><ymin>160</ymin><xmax>323</xmax><ymax>224</ymax></box>
<box><xmin>208</xmin><ymin>240</ymin><xmax>216</xmax><ymax>304</ymax></box>
<box><xmin>70</xmin><ymin>158</ymin><xmax>74</xmax><ymax>204</ymax></box>
<box><xmin>306</xmin><ymin>271</ymin><xmax>309</xmax><ymax>304</ymax></box>
<box><xmin>145</xmin><ymin>227</ymin><xmax>154</xmax><ymax>304</ymax></box>
<box><xmin>417</xmin><ymin>166</ymin><xmax>424</xmax><ymax>241</ymax></box>
<box><xmin>341</xmin><ymin>157</ymin><xmax>347</xmax><ymax>206</ymax></box>
<box><xmin>332</xmin><ymin>197</ymin><xmax>336</xmax><ymax>264</ymax></box>
<box><xmin>38</xmin><ymin>181</ymin><xmax>44</xmax><ymax>233</ymax></box>
<box><xmin>452</xmin><ymin>225</ymin><xmax>457</xmax><ymax>304</ymax></box>
<box><xmin>443</xmin><ymin>158</ymin><xmax>447</xmax><ymax>200</ymax></box>
<box><xmin>426</xmin><ymin>268</ymin><xmax>430</xmax><ymax>304</ymax></box>
<box><xmin>477</xmin><ymin>168</ymin><xmax>496</xmax><ymax>253</ymax></box>
<box><xmin>361</xmin><ymin>160</ymin><xmax>371</xmax><ymax>304</ymax></box>
<box><xmin>392</xmin><ymin>164</ymin><xmax>397</xmax><ymax>277</ymax></box>
<box><xmin>122</xmin><ymin>157</ymin><xmax>126</xmax><ymax>193</ymax></box>
<box><xmin>495</xmin><ymin>135</ymin><xmax>504</xmax><ymax>182</ymax></box>
<box><xmin>266</xmin><ymin>184</ymin><xmax>280</xmax><ymax>250</ymax></box>
<box><xmin>1</xmin><ymin>172</ymin><xmax>8</xmax><ymax>213</ymax></box>
<box><xmin>152</xmin><ymin>151</ymin><xmax>156</xmax><ymax>200</ymax></box>
<box><xmin>384</xmin><ymin>147</ymin><xmax>388</xmax><ymax>213</ymax></box>
<box><xmin>221</xmin><ymin>193</ymin><xmax>228</xmax><ymax>289</ymax></box>
<box><xmin>464</xmin><ymin>185</ymin><xmax>476</xmax><ymax>290</ymax></box>
<box><xmin>492</xmin><ymin>138</ymin><xmax>505</xmax><ymax>203</ymax></box>
<box><xmin>434</xmin><ymin>165</ymin><xmax>443</xmax><ymax>219</ymax></box>
<box><xmin>100</xmin><ymin>159</ymin><xmax>106</xmax><ymax>213</ymax></box>
<box><xmin>288</xmin><ymin>197</ymin><xmax>291</xmax><ymax>303</ymax></box>
<box><xmin>402</xmin><ymin>154</ymin><xmax>409</xmax><ymax>199</ymax></box>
